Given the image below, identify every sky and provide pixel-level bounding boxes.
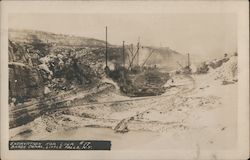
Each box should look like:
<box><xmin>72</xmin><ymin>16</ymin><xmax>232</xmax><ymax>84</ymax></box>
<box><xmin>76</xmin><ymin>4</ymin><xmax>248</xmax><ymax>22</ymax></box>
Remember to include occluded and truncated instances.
<box><xmin>9</xmin><ymin>13</ymin><xmax>237</xmax><ymax>59</ymax></box>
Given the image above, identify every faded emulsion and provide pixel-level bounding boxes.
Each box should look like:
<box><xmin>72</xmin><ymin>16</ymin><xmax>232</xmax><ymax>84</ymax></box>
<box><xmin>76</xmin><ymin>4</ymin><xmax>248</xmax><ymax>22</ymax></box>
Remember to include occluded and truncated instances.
<box><xmin>8</xmin><ymin>13</ymin><xmax>238</xmax><ymax>151</ymax></box>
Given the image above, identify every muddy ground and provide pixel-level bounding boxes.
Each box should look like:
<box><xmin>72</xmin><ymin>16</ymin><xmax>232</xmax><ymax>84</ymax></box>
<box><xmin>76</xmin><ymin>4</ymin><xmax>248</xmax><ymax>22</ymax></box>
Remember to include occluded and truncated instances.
<box><xmin>9</xmin><ymin>70</ymin><xmax>237</xmax><ymax>150</ymax></box>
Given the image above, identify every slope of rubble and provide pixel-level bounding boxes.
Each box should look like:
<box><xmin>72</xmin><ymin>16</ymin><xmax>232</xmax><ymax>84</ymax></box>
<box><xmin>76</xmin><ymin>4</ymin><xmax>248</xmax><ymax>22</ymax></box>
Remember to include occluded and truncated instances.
<box><xmin>8</xmin><ymin>29</ymin><xmax>109</xmax><ymax>103</ymax></box>
<box><xmin>209</xmin><ymin>55</ymin><xmax>237</xmax><ymax>83</ymax></box>
<box><xmin>8</xmin><ymin>29</ymin><xmax>114</xmax><ymax>128</ymax></box>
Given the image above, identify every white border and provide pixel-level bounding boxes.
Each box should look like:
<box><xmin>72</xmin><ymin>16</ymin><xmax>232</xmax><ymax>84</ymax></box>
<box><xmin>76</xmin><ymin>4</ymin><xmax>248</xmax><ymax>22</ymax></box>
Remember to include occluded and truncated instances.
<box><xmin>1</xmin><ymin>1</ymin><xmax>249</xmax><ymax>160</ymax></box>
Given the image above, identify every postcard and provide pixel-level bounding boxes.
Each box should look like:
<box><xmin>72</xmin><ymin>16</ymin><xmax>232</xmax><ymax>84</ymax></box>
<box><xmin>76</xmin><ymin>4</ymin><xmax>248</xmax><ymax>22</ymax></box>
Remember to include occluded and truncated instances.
<box><xmin>1</xmin><ymin>1</ymin><xmax>249</xmax><ymax>159</ymax></box>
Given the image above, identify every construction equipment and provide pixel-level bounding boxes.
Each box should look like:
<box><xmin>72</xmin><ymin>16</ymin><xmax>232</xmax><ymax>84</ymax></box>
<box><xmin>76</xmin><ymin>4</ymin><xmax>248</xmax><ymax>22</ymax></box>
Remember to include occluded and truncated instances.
<box><xmin>128</xmin><ymin>43</ymin><xmax>140</xmax><ymax>70</ymax></box>
<box><xmin>136</xmin><ymin>37</ymin><xmax>140</xmax><ymax>65</ymax></box>
<box><xmin>122</xmin><ymin>41</ymin><xmax>125</xmax><ymax>67</ymax></box>
<box><xmin>176</xmin><ymin>54</ymin><xmax>192</xmax><ymax>74</ymax></box>
<box><xmin>177</xmin><ymin>61</ymin><xmax>184</xmax><ymax>69</ymax></box>
<box><xmin>141</xmin><ymin>49</ymin><xmax>154</xmax><ymax>67</ymax></box>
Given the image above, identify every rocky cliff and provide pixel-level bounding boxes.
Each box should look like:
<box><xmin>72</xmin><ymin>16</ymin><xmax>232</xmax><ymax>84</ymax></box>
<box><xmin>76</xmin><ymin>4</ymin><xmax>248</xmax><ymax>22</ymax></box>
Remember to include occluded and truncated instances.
<box><xmin>8</xmin><ymin>29</ymin><xmax>108</xmax><ymax>104</ymax></box>
<box><xmin>9</xmin><ymin>29</ymin><xmax>184</xmax><ymax>104</ymax></box>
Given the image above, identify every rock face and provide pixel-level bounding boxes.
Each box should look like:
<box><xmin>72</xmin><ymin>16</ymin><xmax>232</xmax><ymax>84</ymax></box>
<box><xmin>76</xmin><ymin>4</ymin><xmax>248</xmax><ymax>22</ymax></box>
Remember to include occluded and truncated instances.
<box><xmin>8</xmin><ymin>29</ymin><xmax>108</xmax><ymax>104</ymax></box>
<box><xmin>9</xmin><ymin>40</ymin><xmax>30</xmax><ymax>64</ymax></box>
<box><xmin>9</xmin><ymin>63</ymin><xmax>45</xmax><ymax>102</ymax></box>
<box><xmin>9</xmin><ymin>39</ymin><xmax>46</xmax><ymax>103</ymax></box>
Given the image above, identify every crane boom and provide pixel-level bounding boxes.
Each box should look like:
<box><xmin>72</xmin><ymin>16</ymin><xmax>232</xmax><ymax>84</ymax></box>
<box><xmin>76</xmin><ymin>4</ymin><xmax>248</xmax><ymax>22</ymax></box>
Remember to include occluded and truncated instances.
<box><xmin>128</xmin><ymin>47</ymin><xmax>140</xmax><ymax>70</ymax></box>
<box><xmin>141</xmin><ymin>49</ymin><xmax>154</xmax><ymax>67</ymax></box>
<box><xmin>176</xmin><ymin>61</ymin><xmax>184</xmax><ymax>68</ymax></box>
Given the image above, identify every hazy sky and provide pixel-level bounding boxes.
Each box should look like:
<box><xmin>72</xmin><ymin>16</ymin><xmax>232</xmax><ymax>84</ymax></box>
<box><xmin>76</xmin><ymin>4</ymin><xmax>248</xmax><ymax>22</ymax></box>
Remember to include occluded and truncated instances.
<box><xmin>9</xmin><ymin>13</ymin><xmax>237</xmax><ymax>58</ymax></box>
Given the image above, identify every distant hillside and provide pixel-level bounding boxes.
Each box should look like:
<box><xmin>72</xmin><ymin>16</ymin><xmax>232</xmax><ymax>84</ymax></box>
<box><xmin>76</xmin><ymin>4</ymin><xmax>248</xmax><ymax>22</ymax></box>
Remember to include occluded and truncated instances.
<box><xmin>8</xmin><ymin>29</ymin><xmax>187</xmax><ymax>73</ymax></box>
<box><xmin>9</xmin><ymin>29</ymin><xmax>107</xmax><ymax>47</ymax></box>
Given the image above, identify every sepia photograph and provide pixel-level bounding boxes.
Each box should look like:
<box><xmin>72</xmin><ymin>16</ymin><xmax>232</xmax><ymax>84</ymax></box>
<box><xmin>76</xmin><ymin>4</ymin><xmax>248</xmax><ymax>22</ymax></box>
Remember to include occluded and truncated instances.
<box><xmin>1</xmin><ymin>1</ymin><xmax>249</xmax><ymax>160</ymax></box>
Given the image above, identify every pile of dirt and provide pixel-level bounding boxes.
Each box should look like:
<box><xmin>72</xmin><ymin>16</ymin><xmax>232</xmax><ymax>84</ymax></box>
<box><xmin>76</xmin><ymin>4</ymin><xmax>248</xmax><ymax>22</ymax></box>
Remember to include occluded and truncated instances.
<box><xmin>208</xmin><ymin>57</ymin><xmax>229</xmax><ymax>69</ymax></box>
<box><xmin>209</xmin><ymin>55</ymin><xmax>237</xmax><ymax>83</ymax></box>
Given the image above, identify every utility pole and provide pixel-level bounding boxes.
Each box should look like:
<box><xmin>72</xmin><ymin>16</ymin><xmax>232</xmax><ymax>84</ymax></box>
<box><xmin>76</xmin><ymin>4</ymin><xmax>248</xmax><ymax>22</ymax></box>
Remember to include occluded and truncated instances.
<box><xmin>105</xmin><ymin>26</ymin><xmax>108</xmax><ymax>68</ymax></box>
<box><xmin>123</xmin><ymin>41</ymin><xmax>125</xmax><ymax>68</ymax></box>
<box><xmin>137</xmin><ymin>37</ymin><xmax>140</xmax><ymax>65</ymax></box>
<box><xmin>122</xmin><ymin>41</ymin><xmax>126</xmax><ymax>85</ymax></box>
<box><xmin>187</xmin><ymin>53</ymin><xmax>190</xmax><ymax>67</ymax></box>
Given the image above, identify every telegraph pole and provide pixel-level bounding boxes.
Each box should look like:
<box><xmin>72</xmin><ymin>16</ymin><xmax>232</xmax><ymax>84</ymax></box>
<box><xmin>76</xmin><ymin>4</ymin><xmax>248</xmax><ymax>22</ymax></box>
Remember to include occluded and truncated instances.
<box><xmin>122</xmin><ymin>41</ymin><xmax>126</xmax><ymax>86</ymax></box>
<box><xmin>187</xmin><ymin>53</ymin><xmax>190</xmax><ymax>67</ymax></box>
<box><xmin>105</xmin><ymin>26</ymin><xmax>108</xmax><ymax>68</ymax></box>
<box><xmin>123</xmin><ymin>41</ymin><xmax>125</xmax><ymax>68</ymax></box>
<box><xmin>137</xmin><ymin>37</ymin><xmax>140</xmax><ymax>65</ymax></box>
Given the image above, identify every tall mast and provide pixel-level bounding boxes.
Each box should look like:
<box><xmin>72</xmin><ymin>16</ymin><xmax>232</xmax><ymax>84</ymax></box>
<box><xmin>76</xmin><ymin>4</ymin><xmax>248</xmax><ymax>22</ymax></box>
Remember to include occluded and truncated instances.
<box><xmin>123</xmin><ymin>41</ymin><xmax>125</xmax><ymax>67</ymax></box>
<box><xmin>105</xmin><ymin>26</ymin><xmax>108</xmax><ymax>68</ymax></box>
<box><xmin>137</xmin><ymin>37</ymin><xmax>140</xmax><ymax>65</ymax></box>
